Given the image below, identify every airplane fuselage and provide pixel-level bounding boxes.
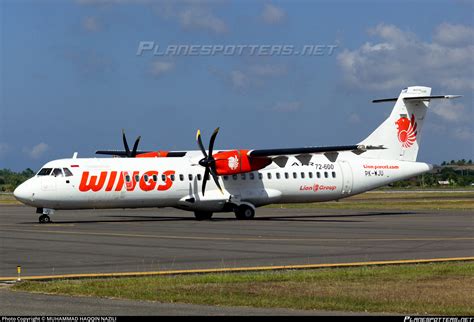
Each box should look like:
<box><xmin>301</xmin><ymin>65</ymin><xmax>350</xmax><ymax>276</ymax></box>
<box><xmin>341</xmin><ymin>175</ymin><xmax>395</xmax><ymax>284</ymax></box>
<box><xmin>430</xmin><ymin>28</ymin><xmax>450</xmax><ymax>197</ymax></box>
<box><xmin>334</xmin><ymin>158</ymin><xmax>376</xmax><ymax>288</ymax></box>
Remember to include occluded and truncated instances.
<box><xmin>14</xmin><ymin>152</ymin><xmax>432</xmax><ymax>213</ymax></box>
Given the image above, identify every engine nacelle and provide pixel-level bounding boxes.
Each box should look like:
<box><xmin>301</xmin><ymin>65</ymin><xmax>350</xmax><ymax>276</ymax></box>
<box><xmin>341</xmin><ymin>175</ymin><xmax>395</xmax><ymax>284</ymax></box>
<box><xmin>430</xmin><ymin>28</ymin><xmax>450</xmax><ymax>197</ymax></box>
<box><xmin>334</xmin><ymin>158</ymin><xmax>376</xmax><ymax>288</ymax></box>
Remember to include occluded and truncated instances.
<box><xmin>136</xmin><ymin>151</ymin><xmax>169</xmax><ymax>158</ymax></box>
<box><xmin>213</xmin><ymin>150</ymin><xmax>272</xmax><ymax>175</ymax></box>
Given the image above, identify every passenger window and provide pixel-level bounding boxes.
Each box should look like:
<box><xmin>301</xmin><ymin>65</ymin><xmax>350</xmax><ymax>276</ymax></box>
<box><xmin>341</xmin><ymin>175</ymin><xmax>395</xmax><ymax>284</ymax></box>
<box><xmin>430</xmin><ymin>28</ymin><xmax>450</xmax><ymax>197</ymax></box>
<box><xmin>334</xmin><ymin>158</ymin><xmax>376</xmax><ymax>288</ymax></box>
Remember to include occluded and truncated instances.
<box><xmin>197</xmin><ymin>174</ymin><xmax>202</xmax><ymax>181</ymax></box>
<box><xmin>232</xmin><ymin>174</ymin><xmax>238</xmax><ymax>180</ymax></box>
<box><xmin>153</xmin><ymin>174</ymin><xmax>158</xmax><ymax>182</ymax></box>
<box><xmin>309</xmin><ymin>172</ymin><xmax>313</xmax><ymax>179</ymax></box>
<box><xmin>63</xmin><ymin>168</ymin><xmax>73</xmax><ymax>177</ymax></box>
<box><xmin>170</xmin><ymin>174</ymin><xmax>175</xmax><ymax>181</ymax></box>
<box><xmin>293</xmin><ymin>172</ymin><xmax>297</xmax><ymax>179</ymax></box>
<box><xmin>332</xmin><ymin>171</ymin><xmax>336</xmax><ymax>178</ymax></box>
<box><xmin>52</xmin><ymin>168</ymin><xmax>63</xmax><ymax>177</ymax></box>
<box><xmin>135</xmin><ymin>175</ymin><xmax>140</xmax><ymax>182</ymax></box>
<box><xmin>285</xmin><ymin>172</ymin><xmax>289</xmax><ymax>179</ymax></box>
<box><xmin>144</xmin><ymin>174</ymin><xmax>149</xmax><ymax>182</ymax></box>
<box><xmin>317</xmin><ymin>172</ymin><xmax>321</xmax><ymax>179</ymax></box>
<box><xmin>241</xmin><ymin>173</ymin><xmax>246</xmax><ymax>180</ymax></box>
<box><xmin>179</xmin><ymin>174</ymin><xmax>184</xmax><ymax>181</ymax></box>
<box><xmin>258</xmin><ymin>173</ymin><xmax>263</xmax><ymax>180</ymax></box>
<box><xmin>249</xmin><ymin>173</ymin><xmax>254</xmax><ymax>180</ymax></box>
<box><xmin>37</xmin><ymin>168</ymin><xmax>52</xmax><ymax>176</ymax></box>
<box><xmin>267</xmin><ymin>173</ymin><xmax>272</xmax><ymax>179</ymax></box>
<box><xmin>189</xmin><ymin>174</ymin><xmax>193</xmax><ymax>181</ymax></box>
<box><xmin>276</xmin><ymin>173</ymin><xmax>280</xmax><ymax>179</ymax></box>
<box><xmin>324</xmin><ymin>172</ymin><xmax>328</xmax><ymax>178</ymax></box>
<box><xmin>223</xmin><ymin>175</ymin><xmax>228</xmax><ymax>181</ymax></box>
<box><xmin>301</xmin><ymin>172</ymin><xmax>305</xmax><ymax>179</ymax></box>
<box><xmin>162</xmin><ymin>174</ymin><xmax>166</xmax><ymax>181</ymax></box>
<box><xmin>125</xmin><ymin>175</ymin><xmax>131</xmax><ymax>182</ymax></box>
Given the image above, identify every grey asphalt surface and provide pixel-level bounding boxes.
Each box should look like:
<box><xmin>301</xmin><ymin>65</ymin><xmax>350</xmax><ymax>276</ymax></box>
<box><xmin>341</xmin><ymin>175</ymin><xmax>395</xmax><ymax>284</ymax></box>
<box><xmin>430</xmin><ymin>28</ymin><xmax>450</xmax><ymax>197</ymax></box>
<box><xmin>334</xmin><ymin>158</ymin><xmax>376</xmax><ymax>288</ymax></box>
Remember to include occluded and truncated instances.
<box><xmin>0</xmin><ymin>205</ymin><xmax>472</xmax><ymax>315</ymax></box>
<box><xmin>1</xmin><ymin>285</ymin><xmax>339</xmax><ymax>316</ymax></box>
<box><xmin>0</xmin><ymin>205</ymin><xmax>472</xmax><ymax>277</ymax></box>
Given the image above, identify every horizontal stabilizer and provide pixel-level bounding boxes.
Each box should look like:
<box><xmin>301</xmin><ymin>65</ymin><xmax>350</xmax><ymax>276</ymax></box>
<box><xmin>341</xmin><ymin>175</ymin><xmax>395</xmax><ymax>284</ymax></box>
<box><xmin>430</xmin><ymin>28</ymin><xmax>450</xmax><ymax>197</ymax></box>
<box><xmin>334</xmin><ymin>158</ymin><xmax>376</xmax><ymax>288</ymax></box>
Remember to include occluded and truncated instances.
<box><xmin>373</xmin><ymin>95</ymin><xmax>461</xmax><ymax>103</ymax></box>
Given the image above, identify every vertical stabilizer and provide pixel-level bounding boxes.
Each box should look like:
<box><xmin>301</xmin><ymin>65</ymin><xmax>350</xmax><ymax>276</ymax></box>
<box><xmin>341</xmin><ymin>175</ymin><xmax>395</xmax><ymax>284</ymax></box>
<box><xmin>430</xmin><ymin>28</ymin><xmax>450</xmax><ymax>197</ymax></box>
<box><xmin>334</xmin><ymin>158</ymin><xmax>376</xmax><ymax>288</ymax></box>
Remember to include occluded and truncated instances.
<box><xmin>359</xmin><ymin>86</ymin><xmax>432</xmax><ymax>161</ymax></box>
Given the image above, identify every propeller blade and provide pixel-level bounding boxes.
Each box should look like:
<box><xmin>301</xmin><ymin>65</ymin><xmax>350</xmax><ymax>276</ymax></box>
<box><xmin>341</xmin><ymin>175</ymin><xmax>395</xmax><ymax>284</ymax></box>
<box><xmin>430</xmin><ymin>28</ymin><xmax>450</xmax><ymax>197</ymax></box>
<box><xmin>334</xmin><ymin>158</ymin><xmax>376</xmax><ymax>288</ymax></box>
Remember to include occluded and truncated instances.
<box><xmin>196</xmin><ymin>128</ymin><xmax>224</xmax><ymax>196</ymax></box>
<box><xmin>208</xmin><ymin>127</ymin><xmax>219</xmax><ymax>157</ymax></box>
<box><xmin>202</xmin><ymin>167</ymin><xmax>210</xmax><ymax>196</ymax></box>
<box><xmin>210</xmin><ymin>167</ymin><xmax>223</xmax><ymax>194</ymax></box>
<box><xmin>131</xmin><ymin>136</ymin><xmax>141</xmax><ymax>157</ymax></box>
<box><xmin>122</xmin><ymin>129</ymin><xmax>131</xmax><ymax>157</ymax></box>
<box><xmin>196</xmin><ymin>129</ymin><xmax>208</xmax><ymax>158</ymax></box>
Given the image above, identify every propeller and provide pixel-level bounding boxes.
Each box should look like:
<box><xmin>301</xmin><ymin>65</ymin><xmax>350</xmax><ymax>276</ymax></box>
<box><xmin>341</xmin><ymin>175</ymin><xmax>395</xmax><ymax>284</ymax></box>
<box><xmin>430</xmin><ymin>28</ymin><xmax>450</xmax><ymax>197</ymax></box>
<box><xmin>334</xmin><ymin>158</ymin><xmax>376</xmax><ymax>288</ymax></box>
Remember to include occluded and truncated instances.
<box><xmin>122</xmin><ymin>129</ymin><xmax>141</xmax><ymax>158</ymax></box>
<box><xmin>196</xmin><ymin>127</ymin><xmax>223</xmax><ymax>196</ymax></box>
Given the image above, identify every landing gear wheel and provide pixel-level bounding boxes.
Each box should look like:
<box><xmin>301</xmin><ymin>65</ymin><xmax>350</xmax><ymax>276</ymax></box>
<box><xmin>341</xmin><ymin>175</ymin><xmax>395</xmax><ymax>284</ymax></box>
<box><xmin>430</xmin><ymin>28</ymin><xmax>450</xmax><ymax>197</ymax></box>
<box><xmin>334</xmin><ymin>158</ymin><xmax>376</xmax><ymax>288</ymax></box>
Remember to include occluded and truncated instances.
<box><xmin>235</xmin><ymin>205</ymin><xmax>255</xmax><ymax>220</ymax></box>
<box><xmin>194</xmin><ymin>211</ymin><xmax>213</xmax><ymax>221</ymax></box>
<box><xmin>39</xmin><ymin>214</ymin><xmax>51</xmax><ymax>224</ymax></box>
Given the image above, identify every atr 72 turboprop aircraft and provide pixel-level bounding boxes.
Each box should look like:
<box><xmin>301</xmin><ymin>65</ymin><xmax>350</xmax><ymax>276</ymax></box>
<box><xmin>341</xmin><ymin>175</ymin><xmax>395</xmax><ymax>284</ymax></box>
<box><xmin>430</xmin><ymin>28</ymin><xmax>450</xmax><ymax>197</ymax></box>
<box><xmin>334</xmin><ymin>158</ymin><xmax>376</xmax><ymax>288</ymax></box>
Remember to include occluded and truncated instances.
<box><xmin>14</xmin><ymin>86</ymin><xmax>461</xmax><ymax>223</ymax></box>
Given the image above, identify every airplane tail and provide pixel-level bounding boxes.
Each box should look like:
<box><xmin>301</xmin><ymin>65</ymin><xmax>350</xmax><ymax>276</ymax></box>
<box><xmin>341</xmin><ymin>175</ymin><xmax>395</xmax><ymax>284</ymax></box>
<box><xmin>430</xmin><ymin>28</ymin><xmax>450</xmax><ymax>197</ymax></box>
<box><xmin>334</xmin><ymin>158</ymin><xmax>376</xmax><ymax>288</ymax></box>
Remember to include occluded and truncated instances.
<box><xmin>359</xmin><ymin>86</ymin><xmax>461</xmax><ymax>162</ymax></box>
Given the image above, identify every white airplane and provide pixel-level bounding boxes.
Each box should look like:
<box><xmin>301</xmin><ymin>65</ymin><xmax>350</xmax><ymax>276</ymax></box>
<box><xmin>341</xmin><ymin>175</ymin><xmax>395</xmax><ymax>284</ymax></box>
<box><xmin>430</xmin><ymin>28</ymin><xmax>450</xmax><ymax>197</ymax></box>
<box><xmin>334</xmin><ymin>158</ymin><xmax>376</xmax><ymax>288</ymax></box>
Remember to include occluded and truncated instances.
<box><xmin>14</xmin><ymin>86</ymin><xmax>461</xmax><ymax>223</ymax></box>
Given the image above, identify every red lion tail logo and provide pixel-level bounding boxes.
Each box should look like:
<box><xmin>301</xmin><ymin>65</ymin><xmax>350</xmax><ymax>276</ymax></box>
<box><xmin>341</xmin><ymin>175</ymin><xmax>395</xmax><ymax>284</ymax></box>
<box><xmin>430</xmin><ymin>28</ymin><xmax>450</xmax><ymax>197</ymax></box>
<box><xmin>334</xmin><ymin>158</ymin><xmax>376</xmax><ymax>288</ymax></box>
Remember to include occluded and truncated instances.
<box><xmin>395</xmin><ymin>114</ymin><xmax>417</xmax><ymax>148</ymax></box>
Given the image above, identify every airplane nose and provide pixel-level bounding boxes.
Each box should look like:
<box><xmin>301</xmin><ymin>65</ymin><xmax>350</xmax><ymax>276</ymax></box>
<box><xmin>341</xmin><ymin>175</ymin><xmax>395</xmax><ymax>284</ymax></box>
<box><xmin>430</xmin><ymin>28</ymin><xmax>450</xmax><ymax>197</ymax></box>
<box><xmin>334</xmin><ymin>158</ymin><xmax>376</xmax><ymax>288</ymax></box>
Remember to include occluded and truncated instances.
<box><xmin>13</xmin><ymin>182</ymin><xmax>32</xmax><ymax>203</ymax></box>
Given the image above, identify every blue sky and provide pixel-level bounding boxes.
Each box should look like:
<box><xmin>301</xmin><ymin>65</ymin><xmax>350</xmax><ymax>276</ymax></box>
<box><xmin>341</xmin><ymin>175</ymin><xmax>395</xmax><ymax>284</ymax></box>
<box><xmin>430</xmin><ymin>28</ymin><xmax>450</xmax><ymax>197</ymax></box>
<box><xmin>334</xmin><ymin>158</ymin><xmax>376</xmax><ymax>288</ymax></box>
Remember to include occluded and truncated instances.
<box><xmin>1</xmin><ymin>0</ymin><xmax>473</xmax><ymax>171</ymax></box>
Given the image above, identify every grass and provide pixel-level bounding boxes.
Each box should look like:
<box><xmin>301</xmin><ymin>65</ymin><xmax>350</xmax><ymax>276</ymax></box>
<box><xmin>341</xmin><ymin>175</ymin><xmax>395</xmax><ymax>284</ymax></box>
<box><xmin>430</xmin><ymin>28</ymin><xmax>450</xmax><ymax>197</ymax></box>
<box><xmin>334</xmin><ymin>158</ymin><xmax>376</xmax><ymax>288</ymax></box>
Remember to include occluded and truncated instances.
<box><xmin>269</xmin><ymin>191</ymin><xmax>474</xmax><ymax>211</ymax></box>
<box><xmin>13</xmin><ymin>262</ymin><xmax>474</xmax><ymax>315</ymax></box>
<box><xmin>0</xmin><ymin>193</ymin><xmax>20</xmax><ymax>205</ymax></box>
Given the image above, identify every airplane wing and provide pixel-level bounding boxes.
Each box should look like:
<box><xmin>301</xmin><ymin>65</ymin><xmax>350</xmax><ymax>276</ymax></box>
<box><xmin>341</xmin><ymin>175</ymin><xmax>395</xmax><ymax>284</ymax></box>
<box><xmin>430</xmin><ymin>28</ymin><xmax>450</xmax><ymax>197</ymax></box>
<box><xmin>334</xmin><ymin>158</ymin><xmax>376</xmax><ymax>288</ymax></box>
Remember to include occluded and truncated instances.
<box><xmin>95</xmin><ymin>150</ymin><xmax>187</xmax><ymax>157</ymax></box>
<box><xmin>248</xmin><ymin>145</ymin><xmax>384</xmax><ymax>157</ymax></box>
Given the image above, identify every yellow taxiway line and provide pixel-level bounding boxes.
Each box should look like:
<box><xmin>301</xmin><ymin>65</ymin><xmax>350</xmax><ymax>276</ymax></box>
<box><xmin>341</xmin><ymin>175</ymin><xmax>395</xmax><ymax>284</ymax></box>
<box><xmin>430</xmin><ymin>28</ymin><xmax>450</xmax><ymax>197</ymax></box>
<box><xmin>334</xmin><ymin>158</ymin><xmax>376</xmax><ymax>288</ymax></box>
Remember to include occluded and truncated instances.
<box><xmin>1</xmin><ymin>257</ymin><xmax>473</xmax><ymax>282</ymax></box>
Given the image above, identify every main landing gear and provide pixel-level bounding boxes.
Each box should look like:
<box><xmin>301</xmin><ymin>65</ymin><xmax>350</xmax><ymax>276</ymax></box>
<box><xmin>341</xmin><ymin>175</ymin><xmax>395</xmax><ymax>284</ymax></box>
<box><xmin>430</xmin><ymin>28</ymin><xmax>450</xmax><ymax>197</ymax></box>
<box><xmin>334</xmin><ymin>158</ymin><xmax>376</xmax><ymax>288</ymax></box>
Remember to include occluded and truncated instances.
<box><xmin>234</xmin><ymin>204</ymin><xmax>255</xmax><ymax>220</ymax></box>
<box><xmin>194</xmin><ymin>211</ymin><xmax>213</xmax><ymax>220</ymax></box>
<box><xmin>193</xmin><ymin>203</ymin><xmax>256</xmax><ymax>221</ymax></box>
<box><xmin>37</xmin><ymin>208</ymin><xmax>54</xmax><ymax>224</ymax></box>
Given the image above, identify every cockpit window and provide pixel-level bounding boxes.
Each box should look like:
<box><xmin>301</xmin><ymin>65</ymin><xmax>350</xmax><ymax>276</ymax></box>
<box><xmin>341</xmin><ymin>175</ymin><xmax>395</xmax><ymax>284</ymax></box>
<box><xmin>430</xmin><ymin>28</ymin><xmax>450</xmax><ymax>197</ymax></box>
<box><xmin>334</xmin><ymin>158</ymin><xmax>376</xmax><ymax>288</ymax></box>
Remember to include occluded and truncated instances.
<box><xmin>37</xmin><ymin>168</ymin><xmax>52</xmax><ymax>176</ymax></box>
<box><xmin>63</xmin><ymin>168</ymin><xmax>73</xmax><ymax>177</ymax></box>
<box><xmin>52</xmin><ymin>168</ymin><xmax>64</xmax><ymax>177</ymax></box>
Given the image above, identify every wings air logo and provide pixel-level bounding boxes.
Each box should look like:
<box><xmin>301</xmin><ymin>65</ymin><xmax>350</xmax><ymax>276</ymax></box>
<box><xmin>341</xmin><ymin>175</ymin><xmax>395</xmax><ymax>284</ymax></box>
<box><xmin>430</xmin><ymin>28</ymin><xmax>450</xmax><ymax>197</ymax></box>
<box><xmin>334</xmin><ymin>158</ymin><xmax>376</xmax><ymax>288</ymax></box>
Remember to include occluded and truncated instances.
<box><xmin>395</xmin><ymin>114</ymin><xmax>417</xmax><ymax>148</ymax></box>
<box><xmin>228</xmin><ymin>155</ymin><xmax>239</xmax><ymax>170</ymax></box>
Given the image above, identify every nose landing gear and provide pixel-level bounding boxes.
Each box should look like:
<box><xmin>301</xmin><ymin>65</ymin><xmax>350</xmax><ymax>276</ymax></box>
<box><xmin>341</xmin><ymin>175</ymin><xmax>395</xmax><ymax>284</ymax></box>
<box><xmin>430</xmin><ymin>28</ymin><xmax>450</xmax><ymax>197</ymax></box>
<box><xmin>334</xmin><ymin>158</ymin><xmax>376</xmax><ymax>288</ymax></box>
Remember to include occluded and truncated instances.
<box><xmin>39</xmin><ymin>214</ymin><xmax>51</xmax><ymax>223</ymax></box>
<box><xmin>37</xmin><ymin>208</ymin><xmax>54</xmax><ymax>224</ymax></box>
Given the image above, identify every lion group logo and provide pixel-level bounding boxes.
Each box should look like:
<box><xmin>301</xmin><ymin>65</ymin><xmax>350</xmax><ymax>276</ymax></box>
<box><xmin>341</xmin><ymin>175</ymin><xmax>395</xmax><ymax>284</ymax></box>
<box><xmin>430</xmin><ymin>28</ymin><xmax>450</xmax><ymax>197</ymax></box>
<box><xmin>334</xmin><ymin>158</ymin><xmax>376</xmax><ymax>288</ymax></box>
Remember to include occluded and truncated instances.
<box><xmin>395</xmin><ymin>114</ymin><xmax>417</xmax><ymax>148</ymax></box>
<box><xmin>228</xmin><ymin>155</ymin><xmax>239</xmax><ymax>170</ymax></box>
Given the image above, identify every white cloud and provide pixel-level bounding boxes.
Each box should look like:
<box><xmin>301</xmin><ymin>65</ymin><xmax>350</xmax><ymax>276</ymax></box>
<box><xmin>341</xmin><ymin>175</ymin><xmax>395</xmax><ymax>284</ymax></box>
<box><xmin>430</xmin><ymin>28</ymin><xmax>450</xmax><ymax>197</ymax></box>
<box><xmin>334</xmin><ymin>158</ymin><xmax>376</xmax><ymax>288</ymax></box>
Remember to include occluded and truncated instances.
<box><xmin>248</xmin><ymin>64</ymin><xmax>287</xmax><ymax>77</ymax></box>
<box><xmin>337</xmin><ymin>23</ymin><xmax>474</xmax><ymax>91</ymax></box>
<box><xmin>230</xmin><ymin>70</ymin><xmax>247</xmax><ymax>88</ymax></box>
<box><xmin>262</xmin><ymin>3</ymin><xmax>286</xmax><ymax>25</ymax></box>
<box><xmin>82</xmin><ymin>16</ymin><xmax>101</xmax><ymax>32</ymax></box>
<box><xmin>211</xmin><ymin>63</ymin><xmax>288</xmax><ymax>89</ymax></box>
<box><xmin>452</xmin><ymin>127</ymin><xmax>473</xmax><ymax>141</ymax></box>
<box><xmin>153</xmin><ymin>2</ymin><xmax>228</xmax><ymax>34</ymax></box>
<box><xmin>434</xmin><ymin>23</ymin><xmax>474</xmax><ymax>46</ymax></box>
<box><xmin>178</xmin><ymin>7</ymin><xmax>227</xmax><ymax>34</ymax></box>
<box><xmin>150</xmin><ymin>61</ymin><xmax>174</xmax><ymax>77</ymax></box>
<box><xmin>78</xmin><ymin>0</ymin><xmax>228</xmax><ymax>34</ymax></box>
<box><xmin>430</xmin><ymin>100</ymin><xmax>465</xmax><ymax>122</ymax></box>
<box><xmin>24</xmin><ymin>143</ymin><xmax>49</xmax><ymax>160</ymax></box>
